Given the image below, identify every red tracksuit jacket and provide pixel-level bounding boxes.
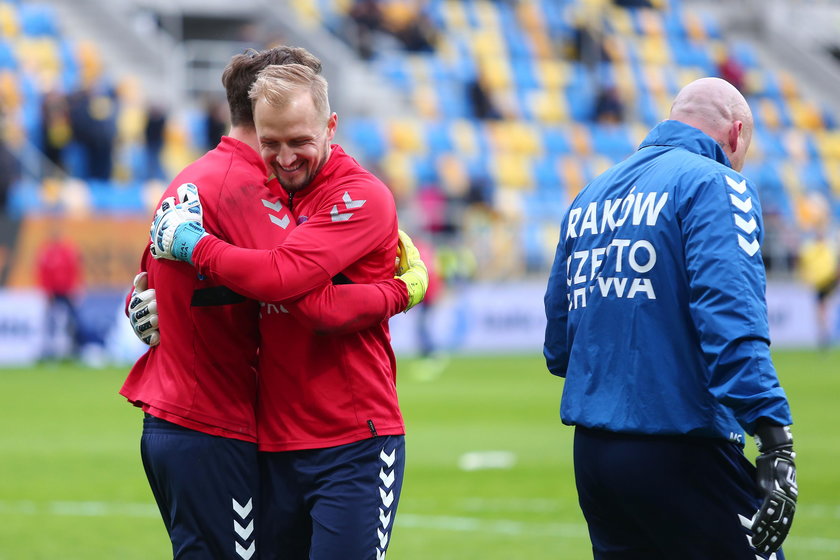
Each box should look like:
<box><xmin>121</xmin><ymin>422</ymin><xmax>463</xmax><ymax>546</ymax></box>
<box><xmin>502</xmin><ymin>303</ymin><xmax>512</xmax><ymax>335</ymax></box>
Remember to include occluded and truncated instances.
<box><xmin>120</xmin><ymin>139</ymin><xmax>406</xmax><ymax>442</ymax></box>
<box><xmin>191</xmin><ymin>145</ymin><xmax>405</xmax><ymax>451</ymax></box>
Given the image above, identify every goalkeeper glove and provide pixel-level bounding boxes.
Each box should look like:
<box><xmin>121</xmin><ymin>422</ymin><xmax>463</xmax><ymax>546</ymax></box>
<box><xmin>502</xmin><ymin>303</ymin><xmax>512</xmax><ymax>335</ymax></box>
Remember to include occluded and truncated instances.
<box><xmin>752</xmin><ymin>422</ymin><xmax>797</xmax><ymax>555</ymax></box>
<box><xmin>150</xmin><ymin>183</ymin><xmax>207</xmax><ymax>264</ymax></box>
<box><xmin>128</xmin><ymin>272</ymin><xmax>159</xmax><ymax>346</ymax></box>
<box><xmin>395</xmin><ymin>229</ymin><xmax>429</xmax><ymax>311</ymax></box>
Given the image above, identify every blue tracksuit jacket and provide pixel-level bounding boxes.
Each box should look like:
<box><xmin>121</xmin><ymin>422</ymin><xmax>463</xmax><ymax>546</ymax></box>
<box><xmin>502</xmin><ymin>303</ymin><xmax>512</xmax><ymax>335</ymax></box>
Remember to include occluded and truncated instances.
<box><xmin>543</xmin><ymin>120</ymin><xmax>792</xmax><ymax>443</ymax></box>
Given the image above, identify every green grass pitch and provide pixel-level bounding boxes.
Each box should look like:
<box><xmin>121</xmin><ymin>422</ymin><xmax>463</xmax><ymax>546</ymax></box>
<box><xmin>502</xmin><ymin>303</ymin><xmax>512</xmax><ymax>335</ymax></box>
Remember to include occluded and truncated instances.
<box><xmin>1</xmin><ymin>349</ymin><xmax>838</xmax><ymax>559</ymax></box>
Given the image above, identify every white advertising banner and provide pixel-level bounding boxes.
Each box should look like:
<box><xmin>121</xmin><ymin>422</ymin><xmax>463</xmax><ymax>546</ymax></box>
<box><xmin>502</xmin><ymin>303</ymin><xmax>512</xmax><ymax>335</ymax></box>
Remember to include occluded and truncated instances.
<box><xmin>765</xmin><ymin>281</ymin><xmax>820</xmax><ymax>348</ymax></box>
<box><xmin>0</xmin><ymin>290</ymin><xmax>46</xmax><ymax>366</ymax></box>
<box><xmin>390</xmin><ymin>280</ymin><xmax>826</xmax><ymax>356</ymax></box>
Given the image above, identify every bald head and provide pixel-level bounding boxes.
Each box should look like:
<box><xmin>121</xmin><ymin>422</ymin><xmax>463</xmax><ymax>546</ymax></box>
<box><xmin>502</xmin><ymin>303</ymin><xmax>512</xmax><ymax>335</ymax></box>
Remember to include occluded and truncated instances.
<box><xmin>669</xmin><ymin>77</ymin><xmax>754</xmax><ymax>171</ymax></box>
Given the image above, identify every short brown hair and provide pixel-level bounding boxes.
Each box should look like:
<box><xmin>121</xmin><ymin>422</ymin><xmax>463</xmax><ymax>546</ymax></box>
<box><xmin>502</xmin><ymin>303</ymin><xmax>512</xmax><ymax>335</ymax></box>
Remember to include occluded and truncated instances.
<box><xmin>249</xmin><ymin>64</ymin><xmax>330</xmax><ymax>123</ymax></box>
<box><xmin>221</xmin><ymin>46</ymin><xmax>321</xmax><ymax>127</ymax></box>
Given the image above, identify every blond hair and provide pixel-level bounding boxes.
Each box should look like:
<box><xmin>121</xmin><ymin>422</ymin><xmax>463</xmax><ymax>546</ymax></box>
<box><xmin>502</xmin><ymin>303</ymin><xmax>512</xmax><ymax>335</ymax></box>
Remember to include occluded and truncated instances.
<box><xmin>249</xmin><ymin>63</ymin><xmax>330</xmax><ymax>122</ymax></box>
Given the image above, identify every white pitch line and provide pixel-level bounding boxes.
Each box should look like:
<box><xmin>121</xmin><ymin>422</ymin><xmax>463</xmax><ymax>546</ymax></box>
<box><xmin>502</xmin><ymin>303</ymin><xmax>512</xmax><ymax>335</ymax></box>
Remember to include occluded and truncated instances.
<box><xmin>1</xmin><ymin>500</ymin><xmax>839</xmax><ymax>552</ymax></box>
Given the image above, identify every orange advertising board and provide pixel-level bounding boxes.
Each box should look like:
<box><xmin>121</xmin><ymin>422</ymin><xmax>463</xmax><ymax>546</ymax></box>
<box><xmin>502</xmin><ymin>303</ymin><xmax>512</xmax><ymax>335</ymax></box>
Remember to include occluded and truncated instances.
<box><xmin>7</xmin><ymin>216</ymin><xmax>151</xmax><ymax>290</ymax></box>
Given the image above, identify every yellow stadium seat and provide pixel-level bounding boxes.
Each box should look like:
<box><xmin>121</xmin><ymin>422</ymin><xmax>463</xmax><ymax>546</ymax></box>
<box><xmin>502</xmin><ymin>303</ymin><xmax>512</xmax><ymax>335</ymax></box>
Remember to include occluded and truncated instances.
<box><xmin>450</xmin><ymin>119</ymin><xmax>480</xmax><ymax>156</ymax></box>
<box><xmin>788</xmin><ymin>99</ymin><xmax>823</xmax><ymax>131</ymax></box>
<box><xmin>535</xmin><ymin>60</ymin><xmax>569</xmax><ymax>90</ymax></box>
<box><xmin>561</xmin><ymin>156</ymin><xmax>586</xmax><ymax>198</ymax></box>
<box><xmin>638</xmin><ymin>8</ymin><xmax>664</xmax><ymax>37</ymax></box>
<box><xmin>381</xmin><ymin>151</ymin><xmax>417</xmax><ymax>200</ymax></box>
<box><xmin>569</xmin><ymin>124</ymin><xmax>592</xmax><ymax>155</ymax></box>
<box><xmin>388</xmin><ymin>118</ymin><xmax>426</xmax><ymax>154</ymax></box>
<box><xmin>814</xmin><ymin>131</ymin><xmax>840</xmax><ymax>160</ymax></box>
<box><xmin>528</xmin><ymin>90</ymin><xmax>567</xmax><ymax>124</ymax></box>
<box><xmin>492</xmin><ymin>152</ymin><xmax>533</xmax><ymax>189</ymax></box>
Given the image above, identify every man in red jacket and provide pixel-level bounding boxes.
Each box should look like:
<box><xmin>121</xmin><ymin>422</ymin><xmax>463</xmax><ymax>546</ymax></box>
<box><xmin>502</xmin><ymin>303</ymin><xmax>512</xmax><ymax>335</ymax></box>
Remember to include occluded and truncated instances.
<box><xmin>122</xmin><ymin>48</ymin><xmax>423</xmax><ymax>560</ymax></box>
<box><xmin>150</xmin><ymin>62</ymin><xmax>425</xmax><ymax>559</ymax></box>
<box><xmin>36</xmin><ymin>228</ymin><xmax>83</xmax><ymax>360</ymax></box>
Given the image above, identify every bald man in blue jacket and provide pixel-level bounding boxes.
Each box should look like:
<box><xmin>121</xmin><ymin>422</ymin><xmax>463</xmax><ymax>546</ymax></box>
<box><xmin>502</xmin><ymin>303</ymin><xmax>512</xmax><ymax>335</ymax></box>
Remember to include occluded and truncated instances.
<box><xmin>544</xmin><ymin>77</ymin><xmax>796</xmax><ymax>560</ymax></box>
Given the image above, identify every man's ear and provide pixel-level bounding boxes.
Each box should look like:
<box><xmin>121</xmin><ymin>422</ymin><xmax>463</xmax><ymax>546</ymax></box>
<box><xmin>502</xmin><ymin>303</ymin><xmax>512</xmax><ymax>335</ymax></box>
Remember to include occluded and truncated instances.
<box><xmin>728</xmin><ymin>120</ymin><xmax>743</xmax><ymax>153</ymax></box>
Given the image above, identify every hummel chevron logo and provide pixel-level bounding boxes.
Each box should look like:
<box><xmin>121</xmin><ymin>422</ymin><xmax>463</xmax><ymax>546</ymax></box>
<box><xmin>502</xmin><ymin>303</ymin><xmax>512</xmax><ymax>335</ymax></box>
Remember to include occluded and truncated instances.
<box><xmin>729</xmin><ymin>194</ymin><xmax>752</xmax><ymax>213</ymax></box>
<box><xmin>380</xmin><ymin>449</ymin><xmax>396</xmax><ymax>467</ymax></box>
<box><xmin>235</xmin><ymin>542</ymin><xmax>255</xmax><ymax>560</ymax></box>
<box><xmin>725</xmin><ymin>176</ymin><xmax>747</xmax><ymax>194</ymax></box>
<box><xmin>232</xmin><ymin>498</ymin><xmax>252</xmax><ymax>518</ymax></box>
<box><xmin>738</xmin><ymin>235</ymin><xmax>760</xmax><ymax>256</ymax></box>
<box><xmin>377</xmin><ymin>528</ymin><xmax>390</xmax><ymax>549</ymax></box>
<box><xmin>234</xmin><ymin>519</ymin><xmax>254</xmax><ymax>540</ymax></box>
<box><xmin>331</xmin><ymin>192</ymin><xmax>367</xmax><ymax>222</ymax></box>
<box><xmin>343</xmin><ymin>191</ymin><xmax>366</xmax><ymax>209</ymax></box>
<box><xmin>262</xmin><ymin>199</ymin><xmax>283</xmax><ymax>211</ymax></box>
<box><xmin>377</xmin><ymin>551</ymin><xmax>387</xmax><ymax>560</ymax></box>
<box><xmin>379</xmin><ymin>488</ymin><xmax>394</xmax><ymax>507</ymax></box>
<box><xmin>379</xmin><ymin>468</ymin><xmax>395</xmax><ymax>487</ymax></box>
<box><xmin>734</xmin><ymin>215</ymin><xmax>757</xmax><ymax>234</ymax></box>
<box><xmin>262</xmin><ymin>199</ymin><xmax>290</xmax><ymax>229</ymax></box>
<box><xmin>269</xmin><ymin>214</ymin><xmax>290</xmax><ymax>229</ymax></box>
<box><xmin>379</xmin><ymin>507</ymin><xmax>392</xmax><ymax>528</ymax></box>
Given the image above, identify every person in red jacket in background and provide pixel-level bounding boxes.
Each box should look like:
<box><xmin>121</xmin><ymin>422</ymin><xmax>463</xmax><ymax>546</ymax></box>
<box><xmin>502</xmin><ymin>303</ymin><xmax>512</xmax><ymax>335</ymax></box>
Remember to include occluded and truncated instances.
<box><xmin>35</xmin><ymin>227</ymin><xmax>83</xmax><ymax>360</ymax></box>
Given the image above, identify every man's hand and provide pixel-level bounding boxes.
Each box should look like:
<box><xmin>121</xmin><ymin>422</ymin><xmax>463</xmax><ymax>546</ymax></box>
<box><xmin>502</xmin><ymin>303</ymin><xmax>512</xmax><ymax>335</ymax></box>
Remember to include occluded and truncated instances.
<box><xmin>395</xmin><ymin>229</ymin><xmax>429</xmax><ymax>311</ymax></box>
<box><xmin>129</xmin><ymin>272</ymin><xmax>159</xmax><ymax>346</ymax></box>
<box><xmin>150</xmin><ymin>183</ymin><xmax>207</xmax><ymax>263</ymax></box>
<box><xmin>752</xmin><ymin>423</ymin><xmax>797</xmax><ymax>555</ymax></box>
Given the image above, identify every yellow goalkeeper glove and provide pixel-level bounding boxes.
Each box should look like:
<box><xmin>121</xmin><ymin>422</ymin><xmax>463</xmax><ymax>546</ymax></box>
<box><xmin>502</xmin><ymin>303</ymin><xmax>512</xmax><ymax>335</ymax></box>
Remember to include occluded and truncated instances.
<box><xmin>395</xmin><ymin>229</ymin><xmax>429</xmax><ymax>311</ymax></box>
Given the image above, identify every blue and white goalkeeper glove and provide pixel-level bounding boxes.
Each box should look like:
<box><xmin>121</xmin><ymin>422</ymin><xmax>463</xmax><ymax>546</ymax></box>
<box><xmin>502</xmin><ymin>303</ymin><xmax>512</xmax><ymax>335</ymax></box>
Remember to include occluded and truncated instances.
<box><xmin>128</xmin><ymin>272</ymin><xmax>159</xmax><ymax>346</ymax></box>
<box><xmin>150</xmin><ymin>183</ymin><xmax>207</xmax><ymax>264</ymax></box>
<box><xmin>752</xmin><ymin>422</ymin><xmax>797</xmax><ymax>556</ymax></box>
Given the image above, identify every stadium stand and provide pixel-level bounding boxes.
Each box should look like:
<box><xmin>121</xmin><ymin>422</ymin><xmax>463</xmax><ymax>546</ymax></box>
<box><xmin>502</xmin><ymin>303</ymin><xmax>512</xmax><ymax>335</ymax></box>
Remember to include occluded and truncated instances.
<box><xmin>1</xmin><ymin>0</ymin><xmax>839</xmax><ymax>282</ymax></box>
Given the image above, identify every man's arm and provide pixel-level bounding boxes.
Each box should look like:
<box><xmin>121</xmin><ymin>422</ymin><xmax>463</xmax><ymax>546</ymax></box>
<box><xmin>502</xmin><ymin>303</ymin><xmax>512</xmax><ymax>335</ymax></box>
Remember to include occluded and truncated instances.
<box><xmin>287</xmin><ymin>279</ymin><xmax>408</xmax><ymax>335</ymax></box>
<box><xmin>287</xmin><ymin>230</ymin><xmax>429</xmax><ymax>334</ymax></box>
<box><xmin>151</xmin><ymin>180</ymin><xmax>399</xmax><ymax>303</ymax></box>
<box><xmin>681</xmin><ymin>172</ymin><xmax>792</xmax><ymax>431</ymax></box>
<box><xmin>544</xmin><ymin>216</ymin><xmax>570</xmax><ymax>377</ymax></box>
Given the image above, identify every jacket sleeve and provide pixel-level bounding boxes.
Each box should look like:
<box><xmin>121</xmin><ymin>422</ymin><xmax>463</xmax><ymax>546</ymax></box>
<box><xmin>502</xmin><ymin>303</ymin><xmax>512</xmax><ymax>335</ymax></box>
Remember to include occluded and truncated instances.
<box><xmin>285</xmin><ymin>279</ymin><xmax>408</xmax><ymax>335</ymax></box>
<box><xmin>544</xmin><ymin>215</ymin><xmax>571</xmax><ymax>377</ymax></box>
<box><xmin>680</xmin><ymin>171</ymin><xmax>792</xmax><ymax>434</ymax></box>
<box><xmin>191</xmin><ymin>180</ymin><xmax>396</xmax><ymax>302</ymax></box>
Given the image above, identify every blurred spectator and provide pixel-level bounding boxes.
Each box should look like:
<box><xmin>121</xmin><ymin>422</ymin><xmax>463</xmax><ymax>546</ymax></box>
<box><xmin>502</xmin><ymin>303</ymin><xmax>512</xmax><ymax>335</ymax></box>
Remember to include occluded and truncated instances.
<box><xmin>36</xmin><ymin>228</ymin><xmax>83</xmax><ymax>361</ymax></box>
<box><xmin>202</xmin><ymin>95</ymin><xmax>229</xmax><ymax>151</ymax></box>
<box><xmin>348</xmin><ymin>0</ymin><xmax>385</xmax><ymax>60</ymax></box>
<box><xmin>143</xmin><ymin>103</ymin><xmax>168</xmax><ymax>181</ymax></box>
<box><xmin>797</xmin><ymin>228</ymin><xmax>839</xmax><ymax>347</ymax></box>
<box><xmin>67</xmin><ymin>86</ymin><xmax>118</xmax><ymax>181</ymax></box>
<box><xmin>717</xmin><ymin>51</ymin><xmax>747</xmax><ymax>94</ymax></box>
<box><xmin>412</xmin><ymin>236</ymin><xmax>442</xmax><ymax>358</ymax></box>
<box><xmin>614</xmin><ymin>0</ymin><xmax>653</xmax><ymax>7</ymax></box>
<box><xmin>391</xmin><ymin>12</ymin><xmax>437</xmax><ymax>53</ymax></box>
<box><xmin>761</xmin><ymin>210</ymin><xmax>799</xmax><ymax>275</ymax></box>
<box><xmin>39</xmin><ymin>89</ymin><xmax>72</xmax><ymax>175</ymax></box>
<box><xmin>568</xmin><ymin>14</ymin><xmax>611</xmax><ymax>67</ymax></box>
<box><xmin>593</xmin><ymin>84</ymin><xmax>625</xmax><ymax>123</ymax></box>
<box><xmin>0</xmin><ymin>113</ymin><xmax>19</xmax><ymax>215</ymax></box>
<box><xmin>467</xmin><ymin>77</ymin><xmax>502</xmax><ymax>120</ymax></box>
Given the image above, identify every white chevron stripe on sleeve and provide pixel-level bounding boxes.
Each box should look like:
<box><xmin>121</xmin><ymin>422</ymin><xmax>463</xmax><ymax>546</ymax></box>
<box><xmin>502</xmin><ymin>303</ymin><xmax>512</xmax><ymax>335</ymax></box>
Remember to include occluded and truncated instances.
<box><xmin>734</xmin><ymin>214</ymin><xmax>757</xmax><ymax>234</ymax></box>
<box><xmin>729</xmin><ymin>194</ymin><xmax>753</xmax><ymax>213</ymax></box>
<box><xmin>261</xmin><ymin>199</ymin><xmax>283</xmax><ymax>211</ymax></box>
<box><xmin>725</xmin><ymin>176</ymin><xmax>747</xmax><ymax>194</ymax></box>
<box><xmin>343</xmin><ymin>191</ymin><xmax>367</xmax><ymax>209</ymax></box>
<box><xmin>738</xmin><ymin>235</ymin><xmax>760</xmax><ymax>256</ymax></box>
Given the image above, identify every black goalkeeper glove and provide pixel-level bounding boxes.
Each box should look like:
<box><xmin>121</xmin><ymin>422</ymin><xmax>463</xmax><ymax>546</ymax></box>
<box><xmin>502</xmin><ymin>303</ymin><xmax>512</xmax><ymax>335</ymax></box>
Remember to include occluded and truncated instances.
<box><xmin>752</xmin><ymin>422</ymin><xmax>797</xmax><ymax>556</ymax></box>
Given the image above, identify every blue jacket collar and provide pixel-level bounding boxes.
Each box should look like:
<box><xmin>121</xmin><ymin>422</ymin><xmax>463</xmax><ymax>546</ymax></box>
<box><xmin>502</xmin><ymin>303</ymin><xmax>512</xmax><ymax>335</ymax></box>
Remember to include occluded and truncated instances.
<box><xmin>639</xmin><ymin>120</ymin><xmax>732</xmax><ymax>168</ymax></box>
